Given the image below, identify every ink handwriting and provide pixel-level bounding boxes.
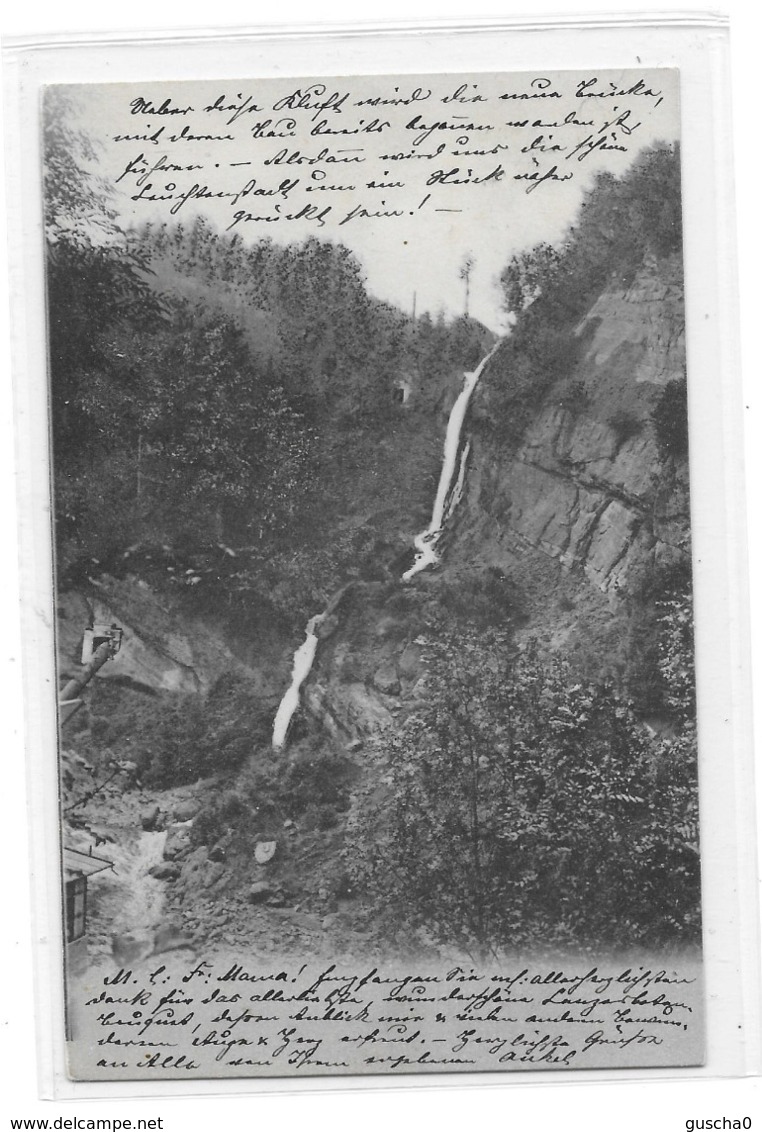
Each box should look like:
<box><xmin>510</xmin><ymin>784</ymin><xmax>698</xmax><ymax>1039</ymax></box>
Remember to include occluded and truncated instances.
<box><xmin>74</xmin><ymin>958</ymin><xmax>700</xmax><ymax>1079</ymax></box>
<box><xmin>101</xmin><ymin>69</ymin><xmax>672</xmax><ymax>230</ymax></box>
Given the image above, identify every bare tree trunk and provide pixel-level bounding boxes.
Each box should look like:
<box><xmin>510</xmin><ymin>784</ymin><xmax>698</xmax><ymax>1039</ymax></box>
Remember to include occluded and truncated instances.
<box><xmin>59</xmin><ymin>641</ymin><xmax>113</xmax><ymax>703</ymax></box>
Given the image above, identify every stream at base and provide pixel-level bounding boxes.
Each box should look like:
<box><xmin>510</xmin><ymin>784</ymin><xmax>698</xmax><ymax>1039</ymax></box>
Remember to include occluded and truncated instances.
<box><xmin>87</xmin><ymin>829</ymin><xmax>168</xmax><ymax>963</ymax></box>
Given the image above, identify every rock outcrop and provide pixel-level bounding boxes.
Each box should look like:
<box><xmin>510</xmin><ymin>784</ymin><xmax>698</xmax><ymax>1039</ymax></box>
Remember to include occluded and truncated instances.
<box><xmin>56</xmin><ymin>575</ymin><xmax>277</xmax><ymax>696</ymax></box>
<box><xmin>458</xmin><ymin>255</ymin><xmax>689</xmax><ymax>596</ymax></box>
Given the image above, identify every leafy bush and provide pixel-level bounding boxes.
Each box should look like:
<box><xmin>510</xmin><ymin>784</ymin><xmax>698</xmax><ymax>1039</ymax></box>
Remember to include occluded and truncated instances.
<box><xmin>87</xmin><ymin>672</ymin><xmax>271</xmax><ymax>788</ymax></box>
<box><xmin>624</xmin><ymin>558</ymin><xmax>694</xmax><ymax>714</ymax></box>
<box><xmin>190</xmin><ymin>790</ymin><xmax>251</xmax><ymax>848</ymax></box>
<box><xmin>347</xmin><ymin>630</ymin><xmax>700</xmax><ymax>955</ymax></box>
<box><xmin>653</xmin><ymin>378</ymin><xmax>689</xmax><ymax>459</ymax></box>
<box><xmin>433</xmin><ymin>569</ymin><xmax>528</xmax><ymax>630</ymax></box>
<box><xmin>655</xmin><ymin>587</ymin><xmax>696</xmax><ymax>724</ymax></box>
<box><xmin>608</xmin><ymin>409</ymin><xmax>644</xmax><ymax>445</ymax></box>
<box><xmin>277</xmin><ymin>744</ymin><xmax>355</xmax><ymax>817</ymax></box>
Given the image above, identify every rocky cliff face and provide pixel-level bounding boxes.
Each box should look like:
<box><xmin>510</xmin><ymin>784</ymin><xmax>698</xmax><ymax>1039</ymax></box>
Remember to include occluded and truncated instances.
<box><xmin>460</xmin><ymin>407</ymin><xmax>689</xmax><ymax>597</ymax></box>
<box><xmin>57</xmin><ymin>577</ymin><xmax>276</xmax><ymax>698</ymax></box>
<box><xmin>457</xmin><ymin>254</ymin><xmax>689</xmax><ymax>597</ymax></box>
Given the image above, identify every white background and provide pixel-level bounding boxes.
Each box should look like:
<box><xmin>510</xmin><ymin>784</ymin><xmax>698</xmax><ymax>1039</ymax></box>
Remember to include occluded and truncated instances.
<box><xmin>1</xmin><ymin>2</ymin><xmax>761</xmax><ymax>1129</ymax></box>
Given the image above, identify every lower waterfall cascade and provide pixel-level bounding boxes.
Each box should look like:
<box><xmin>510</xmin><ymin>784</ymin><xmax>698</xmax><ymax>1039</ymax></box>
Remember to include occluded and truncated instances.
<box><xmin>271</xmin><ymin>613</ymin><xmax>324</xmax><ymax>750</ymax></box>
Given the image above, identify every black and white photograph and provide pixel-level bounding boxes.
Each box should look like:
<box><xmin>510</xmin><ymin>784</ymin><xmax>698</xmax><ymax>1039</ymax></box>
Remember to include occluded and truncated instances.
<box><xmin>38</xmin><ymin>65</ymin><xmax>704</xmax><ymax>1080</ymax></box>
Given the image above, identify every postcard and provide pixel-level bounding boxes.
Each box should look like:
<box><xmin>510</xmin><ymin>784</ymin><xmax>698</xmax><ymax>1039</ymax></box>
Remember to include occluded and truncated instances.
<box><xmin>40</xmin><ymin>66</ymin><xmax>706</xmax><ymax>1080</ymax></box>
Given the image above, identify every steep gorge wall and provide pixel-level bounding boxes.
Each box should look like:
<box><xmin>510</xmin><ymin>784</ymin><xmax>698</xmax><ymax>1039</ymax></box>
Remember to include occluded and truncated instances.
<box><xmin>458</xmin><ymin>255</ymin><xmax>689</xmax><ymax>597</ymax></box>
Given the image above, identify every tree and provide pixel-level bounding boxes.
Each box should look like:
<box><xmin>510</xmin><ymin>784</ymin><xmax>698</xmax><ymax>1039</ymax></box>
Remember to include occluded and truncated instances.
<box><xmin>44</xmin><ymin>89</ymin><xmax>161</xmax><ymax>467</ymax></box>
<box><xmin>499</xmin><ymin>242</ymin><xmax>561</xmax><ymax>319</ymax></box>
<box><xmin>44</xmin><ymin>96</ymin><xmax>321</xmax><ymax>572</ymax></box>
<box><xmin>459</xmin><ymin>254</ymin><xmax>475</xmax><ymax>318</ymax></box>
<box><xmin>44</xmin><ymin>87</ymin><xmax>115</xmax><ymax>246</ymax></box>
<box><xmin>347</xmin><ymin>630</ymin><xmax>700</xmax><ymax>956</ymax></box>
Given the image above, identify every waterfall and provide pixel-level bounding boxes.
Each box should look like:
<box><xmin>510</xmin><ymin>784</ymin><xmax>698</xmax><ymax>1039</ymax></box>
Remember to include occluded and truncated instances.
<box><xmin>403</xmin><ymin>344</ymin><xmax>498</xmax><ymax>582</ymax></box>
<box><xmin>272</xmin><ymin>613</ymin><xmax>324</xmax><ymax>750</ymax></box>
<box><xmin>270</xmin><ymin>343</ymin><xmax>497</xmax><ymax>750</ymax></box>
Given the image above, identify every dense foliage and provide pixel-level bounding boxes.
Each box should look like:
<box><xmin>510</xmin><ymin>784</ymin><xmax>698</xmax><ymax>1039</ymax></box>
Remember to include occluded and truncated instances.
<box><xmin>483</xmin><ymin>143</ymin><xmax>683</xmax><ymax>437</ymax></box>
<box><xmin>653</xmin><ymin>377</ymin><xmax>690</xmax><ymax>459</ymax></box>
<box><xmin>347</xmin><ymin>623</ymin><xmax>700</xmax><ymax>956</ymax></box>
<box><xmin>45</xmin><ymin>95</ymin><xmax>489</xmax><ymax>623</ymax></box>
<box><xmin>84</xmin><ymin>673</ymin><xmax>270</xmax><ymax>787</ymax></box>
<box><xmin>133</xmin><ymin>219</ymin><xmax>488</xmax><ymax>422</ymax></box>
<box><xmin>191</xmin><ymin>739</ymin><xmax>355</xmax><ymax>849</ymax></box>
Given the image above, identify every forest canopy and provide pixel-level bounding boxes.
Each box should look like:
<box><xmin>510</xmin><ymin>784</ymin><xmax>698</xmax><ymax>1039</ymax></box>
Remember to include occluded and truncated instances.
<box><xmin>44</xmin><ymin>94</ymin><xmax>489</xmax><ymax>620</ymax></box>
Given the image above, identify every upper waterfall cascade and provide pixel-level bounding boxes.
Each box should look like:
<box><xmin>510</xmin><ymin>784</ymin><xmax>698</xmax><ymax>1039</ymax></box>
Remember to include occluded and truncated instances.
<box><xmin>403</xmin><ymin>344</ymin><xmax>498</xmax><ymax>581</ymax></box>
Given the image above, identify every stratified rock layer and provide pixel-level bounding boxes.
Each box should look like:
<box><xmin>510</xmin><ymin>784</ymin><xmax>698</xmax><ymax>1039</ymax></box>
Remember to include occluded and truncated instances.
<box><xmin>459</xmin><ymin>254</ymin><xmax>689</xmax><ymax>595</ymax></box>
